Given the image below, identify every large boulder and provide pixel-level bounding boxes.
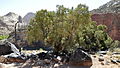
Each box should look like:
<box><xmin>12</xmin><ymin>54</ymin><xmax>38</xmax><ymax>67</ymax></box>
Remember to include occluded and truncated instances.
<box><xmin>69</xmin><ymin>48</ymin><xmax>93</xmax><ymax>67</ymax></box>
<box><xmin>0</xmin><ymin>40</ymin><xmax>13</xmax><ymax>55</ymax></box>
<box><xmin>0</xmin><ymin>39</ymin><xmax>21</xmax><ymax>56</ymax></box>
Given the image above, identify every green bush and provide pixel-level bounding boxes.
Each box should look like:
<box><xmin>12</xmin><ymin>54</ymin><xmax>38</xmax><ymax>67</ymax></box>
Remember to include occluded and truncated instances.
<box><xmin>27</xmin><ymin>4</ymin><xmax>117</xmax><ymax>52</ymax></box>
<box><xmin>0</xmin><ymin>35</ymin><xmax>9</xmax><ymax>40</ymax></box>
<box><xmin>109</xmin><ymin>40</ymin><xmax>120</xmax><ymax>51</ymax></box>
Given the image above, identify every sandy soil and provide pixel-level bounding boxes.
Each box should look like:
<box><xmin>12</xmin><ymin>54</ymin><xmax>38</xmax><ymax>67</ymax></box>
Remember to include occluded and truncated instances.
<box><xmin>91</xmin><ymin>55</ymin><xmax>120</xmax><ymax>68</ymax></box>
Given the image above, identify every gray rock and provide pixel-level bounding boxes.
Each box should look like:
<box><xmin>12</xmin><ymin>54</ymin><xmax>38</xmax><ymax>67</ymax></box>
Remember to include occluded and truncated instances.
<box><xmin>7</xmin><ymin>42</ymin><xmax>21</xmax><ymax>56</ymax></box>
<box><xmin>99</xmin><ymin>54</ymin><xmax>104</xmax><ymax>57</ymax></box>
<box><xmin>111</xmin><ymin>59</ymin><xmax>117</xmax><ymax>64</ymax></box>
<box><xmin>98</xmin><ymin>51</ymin><xmax>107</xmax><ymax>55</ymax></box>
<box><xmin>54</xmin><ymin>63</ymin><xmax>59</xmax><ymax>68</ymax></box>
<box><xmin>112</xmin><ymin>52</ymin><xmax>120</xmax><ymax>55</ymax></box>
<box><xmin>117</xmin><ymin>60</ymin><xmax>120</xmax><ymax>63</ymax></box>
<box><xmin>91</xmin><ymin>0</ymin><xmax>120</xmax><ymax>14</ymax></box>
<box><xmin>23</xmin><ymin>12</ymin><xmax>35</xmax><ymax>25</ymax></box>
<box><xmin>98</xmin><ymin>57</ymin><xmax>104</xmax><ymax>61</ymax></box>
<box><xmin>0</xmin><ymin>40</ymin><xmax>13</xmax><ymax>55</ymax></box>
<box><xmin>104</xmin><ymin>61</ymin><xmax>110</xmax><ymax>65</ymax></box>
<box><xmin>69</xmin><ymin>48</ymin><xmax>92</xmax><ymax>66</ymax></box>
<box><xmin>0</xmin><ymin>12</ymin><xmax>24</xmax><ymax>35</ymax></box>
<box><xmin>0</xmin><ymin>40</ymin><xmax>21</xmax><ymax>56</ymax></box>
<box><xmin>58</xmin><ymin>64</ymin><xmax>91</xmax><ymax>68</ymax></box>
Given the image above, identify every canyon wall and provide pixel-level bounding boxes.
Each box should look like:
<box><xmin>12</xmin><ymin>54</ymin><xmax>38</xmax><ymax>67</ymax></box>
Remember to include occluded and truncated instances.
<box><xmin>91</xmin><ymin>13</ymin><xmax>120</xmax><ymax>41</ymax></box>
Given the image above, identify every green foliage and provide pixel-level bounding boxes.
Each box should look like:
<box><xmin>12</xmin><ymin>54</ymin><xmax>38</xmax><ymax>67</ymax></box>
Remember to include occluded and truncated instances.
<box><xmin>97</xmin><ymin>25</ymin><xmax>107</xmax><ymax>30</ymax></box>
<box><xmin>109</xmin><ymin>40</ymin><xmax>120</xmax><ymax>51</ymax></box>
<box><xmin>27</xmin><ymin>4</ymin><xmax>117</xmax><ymax>52</ymax></box>
<box><xmin>112</xmin><ymin>48</ymin><xmax>120</xmax><ymax>52</ymax></box>
<box><xmin>0</xmin><ymin>35</ymin><xmax>9</xmax><ymax>40</ymax></box>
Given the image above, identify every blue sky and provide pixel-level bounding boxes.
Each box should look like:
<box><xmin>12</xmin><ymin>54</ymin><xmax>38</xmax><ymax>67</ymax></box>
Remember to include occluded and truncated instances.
<box><xmin>0</xmin><ymin>0</ymin><xmax>111</xmax><ymax>17</ymax></box>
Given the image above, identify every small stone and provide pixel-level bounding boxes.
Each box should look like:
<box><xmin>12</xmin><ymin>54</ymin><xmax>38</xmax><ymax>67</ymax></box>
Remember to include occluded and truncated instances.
<box><xmin>117</xmin><ymin>60</ymin><xmax>120</xmax><ymax>63</ymax></box>
<box><xmin>93</xmin><ymin>55</ymin><xmax>96</xmax><ymax>58</ymax></box>
<box><xmin>0</xmin><ymin>56</ymin><xmax>8</xmax><ymax>63</ymax></box>
<box><xmin>99</xmin><ymin>54</ymin><xmax>103</xmax><ymax>57</ymax></box>
<box><xmin>111</xmin><ymin>59</ymin><xmax>117</xmax><ymax>64</ymax></box>
<box><xmin>98</xmin><ymin>51</ymin><xmax>107</xmax><ymax>55</ymax></box>
<box><xmin>54</xmin><ymin>63</ymin><xmax>59</xmax><ymax>68</ymax></box>
<box><xmin>104</xmin><ymin>61</ymin><xmax>110</xmax><ymax>65</ymax></box>
<box><xmin>110</xmin><ymin>56</ymin><xmax>112</xmax><ymax>58</ymax></box>
<box><xmin>98</xmin><ymin>57</ymin><xmax>104</xmax><ymax>61</ymax></box>
<box><xmin>113</xmin><ymin>52</ymin><xmax>120</xmax><ymax>55</ymax></box>
<box><xmin>35</xmin><ymin>60</ymin><xmax>45</xmax><ymax>66</ymax></box>
<box><xmin>44</xmin><ymin>59</ymin><xmax>50</xmax><ymax>64</ymax></box>
<box><xmin>57</xmin><ymin>56</ymin><xmax>62</xmax><ymax>61</ymax></box>
<box><xmin>101</xmin><ymin>62</ymin><xmax>104</xmax><ymax>65</ymax></box>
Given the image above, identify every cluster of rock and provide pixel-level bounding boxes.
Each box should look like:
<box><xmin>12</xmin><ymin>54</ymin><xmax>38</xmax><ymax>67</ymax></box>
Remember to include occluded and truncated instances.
<box><xmin>0</xmin><ymin>12</ymin><xmax>23</xmax><ymax>35</ymax></box>
<box><xmin>96</xmin><ymin>51</ymin><xmax>120</xmax><ymax>65</ymax></box>
<box><xmin>0</xmin><ymin>12</ymin><xmax>35</xmax><ymax>36</ymax></box>
<box><xmin>91</xmin><ymin>0</ymin><xmax>120</xmax><ymax>14</ymax></box>
<box><xmin>1</xmin><ymin>0</ymin><xmax>120</xmax><ymax>44</ymax></box>
<box><xmin>0</xmin><ymin>40</ymin><xmax>93</xmax><ymax>68</ymax></box>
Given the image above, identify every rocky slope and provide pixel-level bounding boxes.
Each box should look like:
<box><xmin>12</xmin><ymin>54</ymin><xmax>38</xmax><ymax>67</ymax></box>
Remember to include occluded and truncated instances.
<box><xmin>23</xmin><ymin>12</ymin><xmax>35</xmax><ymax>25</ymax></box>
<box><xmin>91</xmin><ymin>0</ymin><xmax>120</xmax><ymax>14</ymax></box>
<box><xmin>0</xmin><ymin>12</ymin><xmax>23</xmax><ymax>35</ymax></box>
<box><xmin>0</xmin><ymin>12</ymin><xmax>35</xmax><ymax>46</ymax></box>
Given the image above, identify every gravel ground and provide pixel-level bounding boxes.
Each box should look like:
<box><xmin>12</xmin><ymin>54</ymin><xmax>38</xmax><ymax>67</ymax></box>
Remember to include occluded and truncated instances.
<box><xmin>91</xmin><ymin>55</ymin><xmax>120</xmax><ymax>68</ymax></box>
<box><xmin>0</xmin><ymin>54</ymin><xmax>120</xmax><ymax>68</ymax></box>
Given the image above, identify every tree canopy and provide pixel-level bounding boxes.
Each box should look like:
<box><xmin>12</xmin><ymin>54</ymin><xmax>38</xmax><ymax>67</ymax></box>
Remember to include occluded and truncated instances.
<box><xmin>27</xmin><ymin>4</ymin><xmax>119</xmax><ymax>52</ymax></box>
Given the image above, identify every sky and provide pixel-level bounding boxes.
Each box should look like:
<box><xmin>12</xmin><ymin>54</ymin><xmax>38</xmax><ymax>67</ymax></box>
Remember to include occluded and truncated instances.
<box><xmin>0</xmin><ymin>0</ymin><xmax>111</xmax><ymax>17</ymax></box>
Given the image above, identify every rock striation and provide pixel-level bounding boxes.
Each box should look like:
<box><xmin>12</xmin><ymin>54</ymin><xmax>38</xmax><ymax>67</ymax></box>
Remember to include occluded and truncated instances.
<box><xmin>91</xmin><ymin>13</ymin><xmax>120</xmax><ymax>41</ymax></box>
<box><xmin>91</xmin><ymin>0</ymin><xmax>120</xmax><ymax>41</ymax></box>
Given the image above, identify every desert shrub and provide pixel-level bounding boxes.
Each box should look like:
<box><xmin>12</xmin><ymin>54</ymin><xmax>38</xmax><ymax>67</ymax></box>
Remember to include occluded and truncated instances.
<box><xmin>109</xmin><ymin>40</ymin><xmax>120</xmax><ymax>51</ymax></box>
<box><xmin>27</xmin><ymin>4</ymin><xmax>117</xmax><ymax>52</ymax></box>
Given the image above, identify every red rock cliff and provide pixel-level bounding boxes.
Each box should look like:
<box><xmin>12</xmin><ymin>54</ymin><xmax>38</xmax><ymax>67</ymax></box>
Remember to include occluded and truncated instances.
<box><xmin>91</xmin><ymin>13</ymin><xmax>120</xmax><ymax>41</ymax></box>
